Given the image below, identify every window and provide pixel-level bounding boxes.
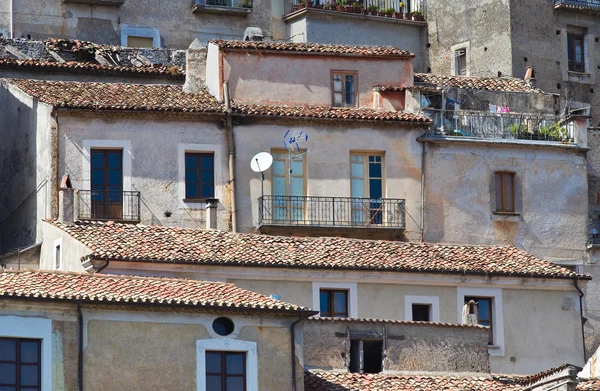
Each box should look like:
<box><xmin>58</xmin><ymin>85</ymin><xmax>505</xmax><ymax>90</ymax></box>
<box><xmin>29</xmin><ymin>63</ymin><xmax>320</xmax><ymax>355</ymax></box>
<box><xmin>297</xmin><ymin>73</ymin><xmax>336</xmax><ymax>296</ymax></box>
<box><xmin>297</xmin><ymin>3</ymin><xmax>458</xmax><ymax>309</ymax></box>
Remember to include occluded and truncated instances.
<box><xmin>185</xmin><ymin>152</ymin><xmax>215</xmax><ymax>200</ymax></box>
<box><xmin>351</xmin><ymin>152</ymin><xmax>384</xmax><ymax>224</ymax></box>
<box><xmin>332</xmin><ymin>71</ymin><xmax>357</xmax><ymax>107</ymax></box>
<box><xmin>455</xmin><ymin>49</ymin><xmax>467</xmax><ymax>76</ymax></box>
<box><xmin>349</xmin><ymin>339</ymin><xmax>382</xmax><ymax>374</ymax></box>
<box><xmin>0</xmin><ymin>338</ymin><xmax>41</xmax><ymax>391</ymax></box>
<box><xmin>206</xmin><ymin>351</ymin><xmax>246</xmax><ymax>391</ymax></box>
<box><xmin>127</xmin><ymin>36</ymin><xmax>154</xmax><ymax>48</ymax></box>
<box><xmin>91</xmin><ymin>149</ymin><xmax>124</xmax><ymax>220</ymax></box>
<box><xmin>121</xmin><ymin>25</ymin><xmax>160</xmax><ymax>48</ymax></box>
<box><xmin>465</xmin><ymin>297</ymin><xmax>494</xmax><ymax>345</ymax></box>
<box><xmin>54</xmin><ymin>242</ymin><xmax>61</xmax><ymax>270</ymax></box>
<box><xmin>272</xmin><ymin>150</ymin><xmax>305</xmax><ymax>222</ymax></box>
<box><xmin>412</xmin><ymin>304</ymin><xmax>431</xmax><ymax>322</ymax></box>
<box><xmin>319</xmin><ymin>289</ymin><xmax>349</xmax><ymax>318</ymax></box>
<box><xmin>568</xmin><ymin>33</ymin><xmax>586</xmax><ymax>73</ymax></box>
<box><xmin>494</xmin><ymin>172</ymin><xmax>515</xmax><ymax>213</ymax></box>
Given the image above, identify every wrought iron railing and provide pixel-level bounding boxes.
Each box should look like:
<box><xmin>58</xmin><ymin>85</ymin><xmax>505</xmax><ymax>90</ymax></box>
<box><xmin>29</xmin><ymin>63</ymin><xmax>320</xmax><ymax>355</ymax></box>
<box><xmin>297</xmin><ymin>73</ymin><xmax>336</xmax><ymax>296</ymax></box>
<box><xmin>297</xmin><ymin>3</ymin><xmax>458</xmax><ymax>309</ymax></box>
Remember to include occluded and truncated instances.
<box><xmin>590</xmin><ymin>219</ymin><xmax>600</xmax><ymax>245</ymax></box>
<box><xmin>193</xmin><ymin>0</ymin><xmax>252</xmax><ymax>9</ymax></box>
<box><xmin>284</xmin><ymin>0</ymin><xmax>425</xmax><ymax>19</ymax></box>
<box><xmin>554</xmin><ymin>0</ymin><xmax>600</xmax><ymax>10</ymax></box>
<box><xmin>258</xmin><ymin>195</ymin><xmax>406</xmax><ymax>228</ymax></box>
<box><xmin>77</xmin><ymin>190</ymin><xmax>141</xmax><ymax>222</ymax></box>
<box><xmin>422</xmin><ymin>109</ymin><xmax>574</xmax><ymax>142</ymax></box>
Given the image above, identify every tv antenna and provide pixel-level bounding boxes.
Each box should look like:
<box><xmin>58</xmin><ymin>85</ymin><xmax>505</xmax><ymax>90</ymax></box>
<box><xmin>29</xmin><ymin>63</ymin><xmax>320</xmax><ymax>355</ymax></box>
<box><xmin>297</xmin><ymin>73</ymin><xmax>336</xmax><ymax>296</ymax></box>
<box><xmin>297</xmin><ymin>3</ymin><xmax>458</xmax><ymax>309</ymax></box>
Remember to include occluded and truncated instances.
<box><xmin>250</xmin><ymin>152</ymin><xmax>273</xmax><ymax>198</ymax></box>
<box><xmin>283</xmin><ymin>129</ymin><xmax>308</xmax><ymax>183</ymax></box>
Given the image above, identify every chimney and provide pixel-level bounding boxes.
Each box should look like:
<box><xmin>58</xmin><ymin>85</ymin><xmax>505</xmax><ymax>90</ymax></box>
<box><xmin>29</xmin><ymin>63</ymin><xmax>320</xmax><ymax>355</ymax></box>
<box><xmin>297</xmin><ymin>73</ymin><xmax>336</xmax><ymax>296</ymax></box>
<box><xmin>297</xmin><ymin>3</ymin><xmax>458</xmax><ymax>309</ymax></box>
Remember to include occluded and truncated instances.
<box><xmin>205</xmin><ymin>198</ymin><xmax>218</xmax><ymax>230</ymax></box>
<box><xmin>58</xmin><ymin>175</ymin><xmax>74</xmax><ymax>224</ymax></box>
<box><xmin>183</xmin><ymin>39</ymin><xmax>207</xmax><ymax>94</ymax></box>
<box><xmin>524</xmin><ymin>66</ymin><xmax>537</xmax><ymax>88</ymax></box>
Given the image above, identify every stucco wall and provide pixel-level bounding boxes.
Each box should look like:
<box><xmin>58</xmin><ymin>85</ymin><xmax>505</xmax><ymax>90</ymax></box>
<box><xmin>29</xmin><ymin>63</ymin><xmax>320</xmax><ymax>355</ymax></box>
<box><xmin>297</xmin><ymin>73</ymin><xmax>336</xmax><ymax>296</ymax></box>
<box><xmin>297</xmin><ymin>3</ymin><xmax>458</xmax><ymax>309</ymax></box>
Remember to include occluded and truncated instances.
<box><xmin>57</xmin><ymin>113</ymin><xmax>231</xmax><ymax>230</ymax></box>
<box><xmin>221</xmin><ymin>48</ymin><xmax>414</xmax><ymax>107</ymax></box>
<box><xmin>233</xmin><ymin>123</ymin><xmax>426</xmax><ymax>240</ymax></box>
<box><xmin>423</xmin><ymin>140</ymin><xmax>588</xmax><ymax>264</ymax></box>
<box><xmin>284</xmin><ymin>11</ymin><xmax>426</xmax><ymax>72</ymax></box>
<box><xmin>303</xmin><ymin>318</ymin><xmax>490</xmax><ymax>373</ymax></box>
<box><xmin>8</xmin><ymin>0</ymin><xmax>275</xmax><ymax>47</ymax></box>
<box><xmin>39</xmin><ymin>221</ymin><xmax>91</xmax><ymax>272</ymax></box>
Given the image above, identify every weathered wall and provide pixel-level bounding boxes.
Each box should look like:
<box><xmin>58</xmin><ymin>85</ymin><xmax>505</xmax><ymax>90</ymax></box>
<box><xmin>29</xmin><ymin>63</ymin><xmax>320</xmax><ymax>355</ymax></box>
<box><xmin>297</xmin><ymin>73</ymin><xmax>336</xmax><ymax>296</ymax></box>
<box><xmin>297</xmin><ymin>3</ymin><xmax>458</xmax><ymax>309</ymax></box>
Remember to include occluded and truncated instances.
<box><xmin>285</xmin><ymin>10</ymin><xmax>426</xmax><ymax>72</ymax></box>
<box><xmin>423</xmin><ymin>139</ymin><xmax>588</xmax><ymax>264</ymax></box>
<box><xmin>0</xmin><ymin>83</ymin><xmax>54</xmax><ymax>254</ymax></box>
<box><xmin>426</xmin><ymin>0</ymin><xmax>513</xmax><ymax>77</ymax></box>
<box><xmin>303</xmin><ymin>318</ymin><xmax>490</xmax><ymax>373</ymax></box>
<box><xmin>57</xmin><ymin>113</ymin><xmax>231</xmax><ymax>231</ymax></box>
<box><xmin>8</xmin><ymin>0</ymin><xmax>275</xmax><ymax>47</ymax></box>
<box><xmin>221</xmin><ymin>48</ymin><xmax>414</xmax><ymax>107</ymax></box>
<box><xmin>39</xmin><ymin>221</ymin><xmax>91</xmax><ymax>272</ymax></box>
<box><xmin>233</xmin><ymin>122</ymin><xmax>427</xmax><ymax>241</ymax></box>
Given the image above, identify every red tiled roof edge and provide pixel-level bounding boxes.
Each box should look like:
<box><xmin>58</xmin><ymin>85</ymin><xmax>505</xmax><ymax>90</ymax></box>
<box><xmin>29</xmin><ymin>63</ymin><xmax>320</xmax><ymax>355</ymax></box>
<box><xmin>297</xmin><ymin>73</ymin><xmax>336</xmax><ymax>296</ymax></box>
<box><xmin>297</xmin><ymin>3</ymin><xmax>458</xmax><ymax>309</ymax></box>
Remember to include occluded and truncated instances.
<box><xmin>307</xmin><ymin>316</ymin><xmax>488</xmax><ymax>329</ymax></box>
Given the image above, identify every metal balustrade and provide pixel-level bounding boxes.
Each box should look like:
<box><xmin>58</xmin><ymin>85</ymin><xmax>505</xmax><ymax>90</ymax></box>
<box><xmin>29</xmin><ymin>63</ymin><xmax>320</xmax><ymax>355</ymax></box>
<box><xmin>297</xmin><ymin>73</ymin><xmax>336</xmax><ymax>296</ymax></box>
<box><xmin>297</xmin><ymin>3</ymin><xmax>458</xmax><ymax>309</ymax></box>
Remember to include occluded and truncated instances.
<box><xmin>284</xmin><ymin>0</ymin><xmax>425</xmax><ymax>19</ymax></box>
<box><xmin>77</xmin><ymin>190</ymin><xmax>141</xmax><ymax>222</ymax></box>
<box><xmin>193</xmin><ymin>0</ymin><xmax>252</xmax><ymax>9</ymax></box>
<box><xmin>554</xmin><ymin>0</ymin><xmax>600</xmax><ymax>10</ymax></box>
<box><xmin>258</xmin><ymin>195</ymin><xmax>406</xmax><ymax>228</ymax></box>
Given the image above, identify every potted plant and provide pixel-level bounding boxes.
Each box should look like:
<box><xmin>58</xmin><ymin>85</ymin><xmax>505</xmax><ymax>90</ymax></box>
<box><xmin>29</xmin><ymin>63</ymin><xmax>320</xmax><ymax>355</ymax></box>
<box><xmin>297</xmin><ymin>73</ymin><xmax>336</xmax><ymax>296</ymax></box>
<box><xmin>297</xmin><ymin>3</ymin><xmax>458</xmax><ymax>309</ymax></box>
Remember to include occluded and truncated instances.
<box><xmin>241</xmin><ymin>0</ymin><xmax>252</xmax><ymax>7</ymax></box>
<box><xmin>343</xmin><ymin>0</ymin><xmax>353</xmax><ymax>12</ymax></box>
<box><xmin>325</xmin><ymin>2</ymin><xmax>336</xmax><ymax>9</ymax></box>
<box><xmin>395</xmin><ymin>1</ymin><xmax>404</xmax><ymax>18</ymax></box>
<box><xmin>336</xmin><ymin>0</ymin><xmax>344</xmax><ymax>11</ymax></box>
<box><xmin>366</xmin><ymin>4</ymin><xmax>378</xmax><ymax>14</ymax></box>
<box><xmin>411</xmin><ymin>10</ymin><xmax>424</xmax><ymax>20</ymax></box>
<box><xmin>314</xmin><ymin>1</ymin><xmax>324</xmax><ymax>8</ymax></box>
<box><xmin>351</xmin><ymin>1</ymin><xmax>362</xmax><ymax>12</ymax></box>
<box><xmin>383</xmin><ymin>7</ymin><xmax>395</xmax><ymax>16</ymax></box>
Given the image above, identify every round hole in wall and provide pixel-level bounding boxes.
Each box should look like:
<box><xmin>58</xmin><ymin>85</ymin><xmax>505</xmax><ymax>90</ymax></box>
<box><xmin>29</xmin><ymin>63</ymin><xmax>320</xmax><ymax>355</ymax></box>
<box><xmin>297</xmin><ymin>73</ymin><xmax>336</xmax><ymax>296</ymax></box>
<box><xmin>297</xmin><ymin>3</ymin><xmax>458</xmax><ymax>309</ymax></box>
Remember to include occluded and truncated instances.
<box><xmin>556</xmin><ymin>30</ymin><xmax>561</xmax><ymax>35</ymax></box>
<box><xmin>212</xmin><ymin>317</ymin><xmax>235</xmax><ymax>336</ymax></box>
<box><xmin>484</xmin><ymin>47</ymin><xmax>488</xmax><ymax>52</ymax></box>
<box><xmin>524</xmin><ymin>57</ymin><xmax>528</xmax><ymax>62</ymax></box>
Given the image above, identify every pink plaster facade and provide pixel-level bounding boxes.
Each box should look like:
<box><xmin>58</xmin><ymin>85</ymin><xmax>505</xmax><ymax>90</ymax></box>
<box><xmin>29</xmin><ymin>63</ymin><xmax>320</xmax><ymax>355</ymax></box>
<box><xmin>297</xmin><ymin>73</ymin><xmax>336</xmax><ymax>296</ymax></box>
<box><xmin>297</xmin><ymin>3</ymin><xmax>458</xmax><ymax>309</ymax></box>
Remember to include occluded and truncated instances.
<box><xmin>206</xmin><ymin>43</ymin><xmax>414</xmax><ymax>108</ymax></box>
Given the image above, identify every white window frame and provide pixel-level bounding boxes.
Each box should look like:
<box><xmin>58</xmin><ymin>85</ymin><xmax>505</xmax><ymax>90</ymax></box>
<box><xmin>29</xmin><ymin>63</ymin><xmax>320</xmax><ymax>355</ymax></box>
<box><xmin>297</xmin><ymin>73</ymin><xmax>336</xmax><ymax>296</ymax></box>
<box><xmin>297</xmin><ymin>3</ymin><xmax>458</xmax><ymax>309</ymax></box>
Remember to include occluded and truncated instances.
<box><xmin>196</xmin><ymin>338</ymin><xmax>258</xmax><ymax>391</ymax></box>
<box><xmin>457</xmin><ymin>287</ymin><xmax>504</xmax><ymax>356</ymax></box>
<box><xmin>451</xmin><ymin>41</ymin><xmax>471</xmax><ymax>76</ymax></box>
<box><xmin>121</xmin><ymin>24</ymin><xmax>160</xmax><ymax>48</ymax></box>
<box><xmin>404</xmin><ymin>295</ymin><xmax>440</xmax><ymax>322</ymax></box>
<box><xmin>53</xmin><ymin>238</ymin><xmax>62</xmax><ymax>270</ymax></box>
<box><xmin>312</xmin><ymin>282</ymin><xmax>358</xmax><ymax>318</ymax></box>
<box><xmin>0</xmin><ymin>316</ymin><xmax>52</xmax><ymax>391</ymax></box>
<box><xmin>82</xmin><ymin>140</ymin><xmax>133</xmax><ymax>192</ymax></box>
<box><xmin>178</xmin><ymin>144</ymin><xmax>223</xmax><ymax>209</ymax></box>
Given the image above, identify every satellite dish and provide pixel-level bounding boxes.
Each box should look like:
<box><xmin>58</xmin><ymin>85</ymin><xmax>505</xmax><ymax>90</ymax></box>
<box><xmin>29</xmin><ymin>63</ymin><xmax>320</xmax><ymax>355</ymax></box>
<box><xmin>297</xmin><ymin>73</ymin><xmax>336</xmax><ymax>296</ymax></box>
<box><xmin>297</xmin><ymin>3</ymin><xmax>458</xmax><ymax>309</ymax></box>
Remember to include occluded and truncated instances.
<box><xmin>250</xmin><ymin>152</ymin><xmax>273</xmax><ymax>173</ymax></box>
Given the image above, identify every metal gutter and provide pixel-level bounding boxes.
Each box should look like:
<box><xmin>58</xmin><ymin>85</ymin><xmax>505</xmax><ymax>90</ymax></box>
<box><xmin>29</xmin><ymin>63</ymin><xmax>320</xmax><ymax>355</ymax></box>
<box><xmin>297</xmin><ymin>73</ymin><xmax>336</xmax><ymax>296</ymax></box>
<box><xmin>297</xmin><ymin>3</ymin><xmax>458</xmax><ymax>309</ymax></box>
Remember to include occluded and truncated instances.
<box><xmin>574</xmin><ymin>278</ymin><xmax>587</xmax><ymax>363</ymax></box>
<box><xmin>77</xmin><ymin>303</ymin><xmax>84</xmax><ymax>391</ymax></box>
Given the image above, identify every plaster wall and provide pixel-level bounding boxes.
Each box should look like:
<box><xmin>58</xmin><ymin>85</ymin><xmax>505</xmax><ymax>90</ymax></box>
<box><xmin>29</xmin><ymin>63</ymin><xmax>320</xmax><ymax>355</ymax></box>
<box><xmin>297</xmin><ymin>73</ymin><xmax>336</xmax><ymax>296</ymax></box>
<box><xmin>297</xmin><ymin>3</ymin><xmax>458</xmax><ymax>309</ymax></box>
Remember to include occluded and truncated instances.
<box><xmin>39</xmin><ymin>221</ymin><xmax>91</xmax><ymax>272</ymax></box>
<box><xmin>284</xmin><ymin>11</ymin><xmax>426</xmax><ymax>71</ymax></box>
<box><xmin>423</xmin><ymin>140</ymin><xmax>588</xmax><ymax>264</ymax></box>
<box><xmin>303</xmin><ymin>319</ymin><xmax>490</xmax><ymax>373</ymax></box>
<box><xmin>233</xmin><ymin>123</ymin><xmax>426</xmax><ymax>241</ymax></box>
<box><xmin>0</xmin><ymin>84</ymin><xmax>54</xmax><ymax>253</ymax></box>
<box><xmin>57</xmin><ymin>114</ymin><xmax>231</xmax><ymax>230</ymax></box>
<box><xmin>221</xmin><ymin>49</ymin><xmax>414</xmax><ymax>107</ymax></box>
<box><xmin>426</xmin><ymin>0</ymin><xmax>513</xmax><ymax>78</ymax></box>
<box><xmin>8</xmin><ymin>0</ymin><xmax>275</xmax><ymax>47</ymax></box>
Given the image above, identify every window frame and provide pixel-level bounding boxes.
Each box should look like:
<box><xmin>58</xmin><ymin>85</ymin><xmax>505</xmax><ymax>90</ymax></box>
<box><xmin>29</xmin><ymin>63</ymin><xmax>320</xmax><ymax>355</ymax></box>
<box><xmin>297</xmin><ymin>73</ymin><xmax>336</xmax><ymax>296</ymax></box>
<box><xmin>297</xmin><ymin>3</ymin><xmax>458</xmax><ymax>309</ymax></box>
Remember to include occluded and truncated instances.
<box><xmin>567</xmin><ymin>32</ymin><xmax>586</xmax><ymax>73</ymax></box>
<box><xmin>184</xmin><ymin>152</ymin><xmax>216</xmax><ymax>201</ymax></box>
<box><xmin>331</xmin><ymin>70</ymin><xmax>358</xmax><ymax>108</ymax></box>
<box><xmin>319</xmin><ymin>289</ymin><xmax>349</xmax><ymax>318</ymax></box>
<box><xmin>53</xmin><ymin>238</ymin><xmax>62</xmax><ymax>270</ymax></box>
<box><xmin>494</xmin><ymin>171</ymin><xmax>515</xmax><ymax>213</ymax></box>
<box><xmin>0</xmin><ymin>337</ymin><xmax>42</xmax><ymax>391</ymax></box>
<box><xmin>450</xmin><ymin>41</ymin><xmax>470</xmax><ymax>76</ymax></box>
<box><xmin>205</xmin><ymin>351</ymin><xmax>247</xmax><ymax>391</ymax></box>
<box><xmin>120</xmin><ymin>24</ymin><xmax>160</xmax><ymax>48</ymax></box>
<box><xmin>197</xmin><ymin>339</ymin><xmax>258</xmax><ymax>391</ymax></box>
<box><xmin>178</xmin><ymin>144</ymin><xmax>223</xmax><ymax>208</ymax></box>
<box><xmin>464</xmin><ymin>296</ymin><xmax>494</xmax><ymax>345</ymax></box>
<box><xmin>312</xmin><ymin>282</ymin><xmax>358</xmax><ymax>318</ymax></box>
<box><xmin>404</xmin><ymin>295</ymin><xmax>440</xmax><ymax>322</ymax></box>
<box><xmin>455</xmin><ymin>48</ymin><xmax>467</xmax><ymax>76</ymax></box>
<box><xmin>350</xmin><ymin>152</ymin><xmax>385</xmax><ymax>199</ymax></box>
<box><xmin>457</xmin><ymin>287</ymin><xmax>504</xmax><ymax>356</ymax></box>
<box><xmin>270</xmin><ymin>149</ymin><xmax>307</xmax><ymax>198</ymax></box>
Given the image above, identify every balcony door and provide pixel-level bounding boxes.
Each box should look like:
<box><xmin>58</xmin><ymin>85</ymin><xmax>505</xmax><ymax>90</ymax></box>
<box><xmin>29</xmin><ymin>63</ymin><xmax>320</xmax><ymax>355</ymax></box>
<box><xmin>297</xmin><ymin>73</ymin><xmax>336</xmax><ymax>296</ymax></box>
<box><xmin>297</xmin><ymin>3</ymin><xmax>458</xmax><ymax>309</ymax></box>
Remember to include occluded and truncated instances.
<box><xmin>351</xmin><ymin>153</ymin><xmax>383</xmax><ymax>225</ymax></box>
<box><xmin>272</xmin><ymin>151</ymin><xmax>305</xmax><ymax>222</ymax></box>
<box><xmin>91</xmin><ymin>149</ymin><xmax>123</xmax><ymax>220</ymax></box>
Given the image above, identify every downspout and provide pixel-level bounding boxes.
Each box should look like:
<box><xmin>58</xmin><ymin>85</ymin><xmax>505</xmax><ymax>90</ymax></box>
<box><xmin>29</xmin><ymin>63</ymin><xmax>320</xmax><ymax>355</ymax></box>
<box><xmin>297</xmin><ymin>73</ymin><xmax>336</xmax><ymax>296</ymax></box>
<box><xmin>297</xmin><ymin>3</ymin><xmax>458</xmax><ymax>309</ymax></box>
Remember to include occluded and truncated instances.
<box><xmin>77</xmin><ymin>303</ymin><xmax>84</xmax><ymax>391</ymax></box>
<box><xmin>8</xmin><ymin>0</ymin><xmax>13</xmax><ymax>38</ymax></box>
<box><xmin>575</xmin><ymin>278</ymin><xmax>587</xmax><ymax>363</ymax></box>
<box><xmin>51</xmin><ymin>110</ymin><xmax>60</xmax><ymax>219</ymax></box>
<box><xmin>224</xmin><ymin>81</ymin><xmax>237</xmax><ymax>232</ymax></box>
<box><xmin>290</xmin><ymin>314</ymin><xmax>307</xmax><ymax>391</ymax></box>
<box><xmin>420</xmin><ymin>132</ymin><xmax>428</xmax><ymax>242</ymax></box>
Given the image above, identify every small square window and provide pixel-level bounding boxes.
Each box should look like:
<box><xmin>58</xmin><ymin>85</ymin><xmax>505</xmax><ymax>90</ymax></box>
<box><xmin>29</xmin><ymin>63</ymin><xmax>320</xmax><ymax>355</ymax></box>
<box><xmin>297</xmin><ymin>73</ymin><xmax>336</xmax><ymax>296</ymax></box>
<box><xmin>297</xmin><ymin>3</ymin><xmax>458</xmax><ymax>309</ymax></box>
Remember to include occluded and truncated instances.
<box><xmin>0</xmin><ymin>338</ymin><xmax>41</xmax><ymax>390</ymax></box>
<box><xmin>319</xmin><ymin>289</ymin><xmax>348</xmax><ymax>317</ymax></box>
<box><xmin>412</xmin><ymin>304</ymin><xmax>431</xmax><ymax>322</ymax></box>
<box><xmin>54</xmin><ymin>244</ymin><xmax>61</xmax><ymax>270</ymax></box>
<box><xmin>331</xmin><ymin>71</ymin><xmax>358</xmax><ymax>108</ymax></box>
<box><xmin>494</xmin><ymin>172</ymin><xmax>515</xmax><ymax>213</ymax></box>
<box><xmin>205</xmin><ymin>351</ymin><xmax>246</xmax><ymax>391</ymax></box>
<box><xmin>350</xmin><ymin>339</ymin><xmax>382</xmax><ymax>374</ymax></box>
<box><xmin>454</xmin><ymin>49</ymin><xmax>467</xmax><ymax>76</ymax></box>
<box><xmin>126</xmin><ymin>36</ymin><xmax>154</xmax><ymax>48</ymax></box>
<box><xmin>185</xmin><ymin>152</ymin><xmax>215</xmax><ymax>200</ymax></box>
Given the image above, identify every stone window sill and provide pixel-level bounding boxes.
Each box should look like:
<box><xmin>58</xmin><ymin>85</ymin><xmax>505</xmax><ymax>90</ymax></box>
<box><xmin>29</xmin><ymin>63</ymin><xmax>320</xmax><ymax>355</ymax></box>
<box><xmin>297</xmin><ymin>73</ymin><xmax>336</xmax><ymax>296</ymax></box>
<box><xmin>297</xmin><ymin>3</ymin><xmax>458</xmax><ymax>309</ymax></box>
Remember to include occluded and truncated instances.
<box><xmin>488</xmin><ymin>345</ymin><xmax>501</xmax><ymax>350</ymax></box>
<box><xmin>191</xmin><ymin>4</ymin><xmax>252</xmax><ymax>16</ymax></box>
<box><xmin>491</xmin><ymin>212</ymin><xmax>522</xmax><ymax>222</ymax></box>
<box><xmin>63</xmin><ymin>0</ymin><xmax>124</xmax><ymax>5</ymax></box>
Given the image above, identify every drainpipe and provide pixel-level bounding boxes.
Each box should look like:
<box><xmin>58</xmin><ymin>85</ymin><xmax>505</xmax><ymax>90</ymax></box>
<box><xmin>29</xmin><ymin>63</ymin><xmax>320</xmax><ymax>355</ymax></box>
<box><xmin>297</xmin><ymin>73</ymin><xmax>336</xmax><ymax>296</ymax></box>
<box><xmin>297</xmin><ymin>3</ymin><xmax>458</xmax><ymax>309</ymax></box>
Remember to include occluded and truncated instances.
<box><xmin>290</xmin><ymin>314</ymin><xmax>307</xmax><ymax>391</ymax></box>
<box><xmin>224</xmin><ymin>81</ymin><xmax>237</xmax><ymax>232</ymax></box>
<box><xmin>77</xmin><ymin>303</ymin><xmax>84</xmax><ymax>391</ymax></box>
<box><xmin>420</xmin><ymin>132</ymin><xmax>428</xmax><ymax>242</ymax></box>
<box><xmin>574</xmin><ymin>278</ymin><xmax>587</xmax><ymax>363</ymax></box>
<box><xmin>8</xmin><ymin>0</ymin><xmax>13</xmax><ymax>38</ymax></box>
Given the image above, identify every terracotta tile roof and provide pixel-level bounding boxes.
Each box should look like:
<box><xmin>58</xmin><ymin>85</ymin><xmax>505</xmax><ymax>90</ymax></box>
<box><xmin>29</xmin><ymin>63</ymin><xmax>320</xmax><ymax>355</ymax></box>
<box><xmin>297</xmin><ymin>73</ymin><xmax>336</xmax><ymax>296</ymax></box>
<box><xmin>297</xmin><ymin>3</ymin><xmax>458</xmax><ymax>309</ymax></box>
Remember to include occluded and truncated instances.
<box><xmin>373</xmin><ymin>84</ymin><xmax>405</xmax><ymax>92</ymax></box>
<box><xmin>47</xmin><ymin>220</ymin><xmax>586</xmax><ymax>280</ymax></box>
<box><xmin>0</xmin><ymin>269</ymin><xmax>313</xmax><ymax>315</ymax></box>
<box><xmin>413</xmin><ymin>73</ymin><xmax>544</xmax><ymax>93</ymax></box>
<box><xmin>0</xmin><ymin>58</ymin><xmax>184</xmax><ymax>79</ymax></box>
<box><xmin>232</xmin><ymin>104</ymin><xmax>430</xmax><ymax>123</ymax></box>
<box><xmin>519</xmin><ymin>363</ymin><xmax>579</xmax><ymax>385</ymax></box>
<box><xmin>579</xmin><ymin>380</ymin><xmax>600</xmax><ymax>390</ymax></box>
<box><xmin>210</xmin><ymin>40</ymin><xmax>414</xmax><ymax>57</ymax></box>
<box><xmin>306</xmin><ymin>317</ymin><xmax>488</xmax><ymax>329</ymax></box>
<box><xmin>8</xmin><ymin>79</ymin><xmax>224</xmax><ymax>113</ymax></box>
<box><xmin>304</xmin><ymin>371</ymin><xmax>524</xmax><ymax>391</ymax></box>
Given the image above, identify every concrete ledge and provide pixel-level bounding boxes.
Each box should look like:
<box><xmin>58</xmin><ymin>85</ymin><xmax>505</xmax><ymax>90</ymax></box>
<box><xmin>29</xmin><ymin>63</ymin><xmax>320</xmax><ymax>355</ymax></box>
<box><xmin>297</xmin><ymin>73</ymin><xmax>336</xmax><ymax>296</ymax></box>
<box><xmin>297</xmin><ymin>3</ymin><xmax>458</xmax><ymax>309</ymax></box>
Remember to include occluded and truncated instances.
<box><xmin>63</xmin><ymin>0</ymin><xmax>124</xmax><ymax>5</ymax></box>
<box><xmin>192</xmin><ymin>4</ymin><xmax>251</xmax><ymax>15</ymax></box>
<box><xmin>283</xmin><ymin>7</ymin><xmax>427</xmax><ymax>26</ymax></box>
<box><xmin>418</xmin><ymin>135</ymin><xmax>590</xmax><ymax>152</ymax></box>
<box><xmin>491</xmin><ymin>212</ymin><xmax>522</xmax><ymax>223</ymax></box>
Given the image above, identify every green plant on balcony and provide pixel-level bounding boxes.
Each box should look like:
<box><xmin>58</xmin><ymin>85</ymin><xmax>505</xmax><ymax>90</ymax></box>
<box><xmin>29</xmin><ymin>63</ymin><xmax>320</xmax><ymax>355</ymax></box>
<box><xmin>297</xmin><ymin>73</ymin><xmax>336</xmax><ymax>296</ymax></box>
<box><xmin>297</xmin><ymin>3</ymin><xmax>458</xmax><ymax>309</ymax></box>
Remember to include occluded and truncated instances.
<box><xmin>241</xmin><ymin>0</ymin><xmax>252</xmax><ymax>8</ymax></box>
<box><xmin>411</xmin><ymin>10</ymin><xmax>424</xmax><ymax>20</ymax></box>
<box><xmin>366</xmin><ymin>4</ymin><xmax>378</xmax><ymax>13</ymax></box>
<box><xmin>383</xmin><ymin>7</ymin><xmax>395</xmax><ymax>16</ymax></box>
<box><xmin>548</xmin><ymin>122</ymin><xmax>568</xmax><ymax>141</ymax></box>
<box><xmin>352</xmin><ymin>1</ymin><xmax>362</xmax><ymax>11</ymax></box>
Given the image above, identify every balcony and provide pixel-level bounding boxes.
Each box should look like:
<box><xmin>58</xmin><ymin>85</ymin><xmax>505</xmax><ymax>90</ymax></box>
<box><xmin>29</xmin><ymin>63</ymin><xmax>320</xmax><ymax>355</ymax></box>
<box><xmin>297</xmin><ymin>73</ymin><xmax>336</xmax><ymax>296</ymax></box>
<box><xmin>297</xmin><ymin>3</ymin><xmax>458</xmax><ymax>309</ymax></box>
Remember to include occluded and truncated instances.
<box><xmin>422</xmin><ymin>109</ymin><xmax>574</xmax><ymax>143</ymax></box>
<box><xmin>284</xmin><ymin>0</ymin><xmax>425</xmax><ymax>20</ymax></box>
<box><xmin>258</xmin><ymin>195</ymin><xmax>406</xmax><ymax>230</ymax></box>
<box><xmin>77</xmin><ymin>190</ymin><xmax>141</xmax><ymax>222</ymax></box>
<box><xmin>192</xmin><ymin>0</ymin><xmax>252</xmax><ymax>15</ymax></box>
<box><xmin>63</xmin><ymin>0</ymin><xmax>124</xmax><ymax>5</ymax></box>
<box><xmin>553</xmin><ymin>0</ymin><xmax>600</xmax><ymax>12</ymax></box>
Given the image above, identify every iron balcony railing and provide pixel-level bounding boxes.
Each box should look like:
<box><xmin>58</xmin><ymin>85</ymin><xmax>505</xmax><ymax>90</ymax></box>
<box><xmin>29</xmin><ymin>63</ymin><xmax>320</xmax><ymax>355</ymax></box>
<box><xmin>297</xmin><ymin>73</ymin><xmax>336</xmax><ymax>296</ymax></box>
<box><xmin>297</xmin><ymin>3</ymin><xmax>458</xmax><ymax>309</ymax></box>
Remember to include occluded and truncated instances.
<box><xmin>422</xmin><ymin>109</ymin><xmax>574</xmax><ymax>142</ymax></box>
<box><xmin>285</xmin><ymin>0</ymin><xmax>425</xmax><ymax>18</ymax></box>
<box><xmin>77</xmin><ymin>190</ymin><xmax>141</xmax><ymax>222</ymax></box>
<box><xmin>258</xmin><ymin>195</ymin><xmax>406</xmax><ymax>228</ymax></box>
<box><xmin>193</xmin><ymin>0</ymin><xmax>252</xmax><ymax>8</ymax></box>
<box><xmin>554</xmin><ymin>0</ymin><xmax>600</xmax><ymax>10</ymax></box>
<box><xmin>590</xmin><ymin>219</ymin><xmax>600</xmax><ymax>245</ymax></box>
